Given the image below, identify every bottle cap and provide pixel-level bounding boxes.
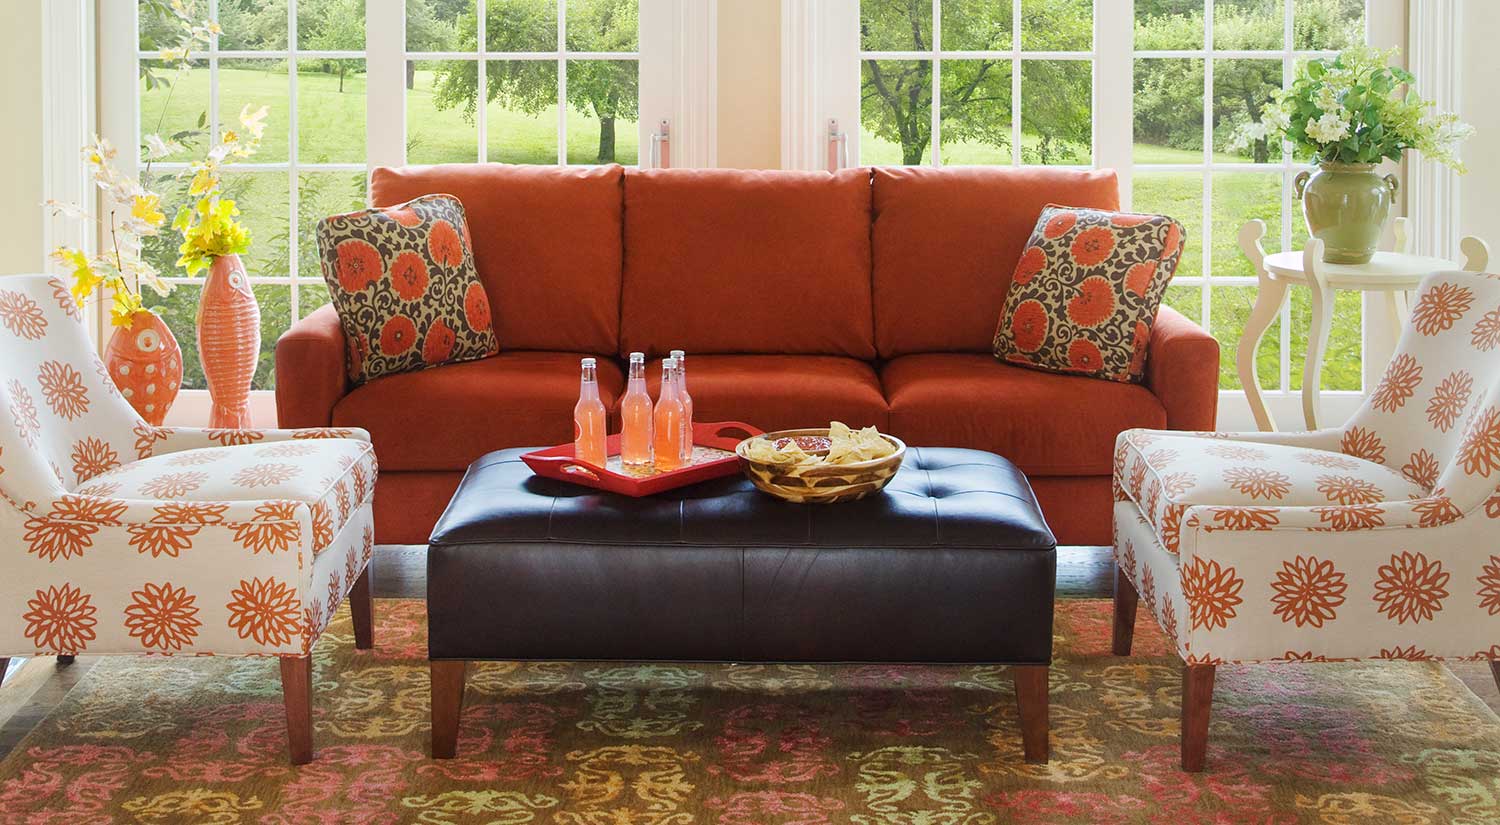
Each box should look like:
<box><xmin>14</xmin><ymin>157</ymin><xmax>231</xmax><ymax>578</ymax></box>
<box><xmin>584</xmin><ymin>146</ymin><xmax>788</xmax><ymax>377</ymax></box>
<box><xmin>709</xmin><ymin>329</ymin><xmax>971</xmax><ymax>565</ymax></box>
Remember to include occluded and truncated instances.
<box><xmin>629</xmin><ymin>351</ymin><xmax>645</xmax><ymax>363</ymax></box>
<box><xmin>670</xmin><ymin>349</ymin><xmax>685</xmax><ymax>360</ymax></box>
<box><xmin>581</xmin><ymin>357</ymin><xmax>596</xmax><ymax>368</ymax></box>
<box><xmin>663</xmin><ymin>357</ymin><xmax>678</xmax><ymax>370</ymax></box>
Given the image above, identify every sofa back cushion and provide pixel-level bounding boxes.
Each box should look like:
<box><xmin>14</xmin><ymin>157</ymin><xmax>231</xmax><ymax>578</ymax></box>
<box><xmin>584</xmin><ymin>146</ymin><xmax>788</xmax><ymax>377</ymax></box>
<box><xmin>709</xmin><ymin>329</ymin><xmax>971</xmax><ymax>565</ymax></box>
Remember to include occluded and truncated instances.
<box><xmin>871</xmin><ymin>166</ymin><xmax>1120</xmax><ymax>358</ymax></box>
<box><xmin>620</xmin><ymin>168</ymin><xmax>876</xmax><ymax>358</ymax></box>
<box><xmin>370</xmin><ymin>164</ymin><xmax>622</xmax><ymax>354</ymax></box>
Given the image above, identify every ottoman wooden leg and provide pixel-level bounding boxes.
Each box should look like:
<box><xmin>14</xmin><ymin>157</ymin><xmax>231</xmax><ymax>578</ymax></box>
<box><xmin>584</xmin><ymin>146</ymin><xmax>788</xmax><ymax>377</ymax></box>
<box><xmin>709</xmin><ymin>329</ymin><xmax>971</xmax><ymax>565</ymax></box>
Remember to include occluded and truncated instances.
<box><xmin>1490</xmin><ymin>660</ymin><xmax>1500</xmax><ymax>694</ymax></box>
<box><xmin>1013</xmin><ymin>665</ymin><xmax>1049</xmax><ymax>764</ymax></box>
<box><xmin>280</xmin><ymin>655</ymin><xmax>314</xmax><ymax>765</ymax></box>
<box><xmin>350</xmin><ymin>568</ymin><xmax>374</xmax><ymax>650</ymax></box>
<box><xmin>1112</xmin><ymin>565</ymin><xmax>1139</xmax><ymax>656</ymax></box>
<box><xmin>1181</xmin><ymin>663</ymin><xmax>1216</xmax><ymax>772</ymax></box>
<box><xmin>431</xmin><ymin>660</ymin><xmax>468</xmax><ymax>759</ymax></box>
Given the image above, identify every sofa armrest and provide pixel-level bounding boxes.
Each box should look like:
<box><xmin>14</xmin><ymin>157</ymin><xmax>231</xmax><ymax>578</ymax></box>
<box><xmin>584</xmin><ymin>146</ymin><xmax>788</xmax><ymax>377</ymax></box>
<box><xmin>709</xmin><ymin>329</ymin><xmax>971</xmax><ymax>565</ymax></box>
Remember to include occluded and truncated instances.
<box><xmin>276</xmin><ymin>304</ymin><xmax>350</xmax><ymax>428</ymax></box>
<box><xmin>1144</xmin><ymin>305</ymin><xmax>1220</xmax><ymax>431</ymax></box>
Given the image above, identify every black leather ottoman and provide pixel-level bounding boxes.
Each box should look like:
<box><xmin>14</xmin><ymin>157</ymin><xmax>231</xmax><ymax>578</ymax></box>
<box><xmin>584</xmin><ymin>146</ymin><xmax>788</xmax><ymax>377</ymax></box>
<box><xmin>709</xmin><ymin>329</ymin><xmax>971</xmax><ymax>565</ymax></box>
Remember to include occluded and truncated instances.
<box><xmin>427</xmin><ymin>446</ymin><xmax>1057</xmax><ymax>762</ymax></box>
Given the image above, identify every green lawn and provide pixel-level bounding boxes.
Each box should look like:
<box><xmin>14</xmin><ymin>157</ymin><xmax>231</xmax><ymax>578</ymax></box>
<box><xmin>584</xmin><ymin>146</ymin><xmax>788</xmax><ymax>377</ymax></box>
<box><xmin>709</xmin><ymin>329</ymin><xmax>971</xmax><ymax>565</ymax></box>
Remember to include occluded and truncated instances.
<box><xmin>139</xmin><ymin>64</ymin><xmax>1360</xmax><ymax>394</ymax></box>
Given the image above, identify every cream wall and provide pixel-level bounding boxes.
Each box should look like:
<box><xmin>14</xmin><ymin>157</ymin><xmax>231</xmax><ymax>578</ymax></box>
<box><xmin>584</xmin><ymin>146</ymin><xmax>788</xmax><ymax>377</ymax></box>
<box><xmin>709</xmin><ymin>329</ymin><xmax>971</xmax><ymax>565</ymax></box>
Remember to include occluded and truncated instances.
<box><xmin>1459</xmin><ymin>2</ymin><xmax>1500</xmax><ymax>253</ymax></box>
<box><xmin>0</xmin><ymin>2</ymin><xmax>45</xmax><ymax>274</ymax></box>
<box><xmin>716</xmin><ymin>1</ymin><xmax>780</xmax><ymax>168</ymax></box>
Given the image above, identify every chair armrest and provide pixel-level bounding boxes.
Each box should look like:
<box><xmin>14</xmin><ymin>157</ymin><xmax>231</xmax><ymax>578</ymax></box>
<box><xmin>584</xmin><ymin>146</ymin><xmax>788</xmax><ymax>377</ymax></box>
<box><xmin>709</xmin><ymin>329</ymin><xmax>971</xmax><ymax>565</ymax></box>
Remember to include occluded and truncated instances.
<box><xmin>1144</xmin><ymin>305</ymin><xmax>1220</xmax><ymax>431</ymax></box>
<box><xmin>132</xmin><ymin>422</ymin><xmax>370</xmax><ymax>458</ymax></box>
<box><xmin>275</xmin><ymin>303</ymin><xmax>350</xmax><ymax>429</ymax></box>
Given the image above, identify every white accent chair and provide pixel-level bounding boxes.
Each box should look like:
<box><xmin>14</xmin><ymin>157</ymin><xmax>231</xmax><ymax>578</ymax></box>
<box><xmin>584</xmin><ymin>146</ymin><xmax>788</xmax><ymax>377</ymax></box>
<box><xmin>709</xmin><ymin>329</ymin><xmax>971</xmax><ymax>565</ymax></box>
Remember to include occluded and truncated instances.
<box><xmin>0</xmin><ymin>275</ymin><xmax>377</xmax><ymax>764</ymax></box>
<box><xmin>1112</xmin><ymin>269</ymin><xmax>1500</xmax><ymax>771</ymax></box>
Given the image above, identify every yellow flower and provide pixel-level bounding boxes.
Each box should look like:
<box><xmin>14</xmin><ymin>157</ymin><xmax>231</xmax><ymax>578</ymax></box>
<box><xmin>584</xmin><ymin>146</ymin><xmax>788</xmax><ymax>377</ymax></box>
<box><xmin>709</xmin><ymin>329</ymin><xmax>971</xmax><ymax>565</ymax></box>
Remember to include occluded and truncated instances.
<box><xmin>109</xmin><ymin>285</ymin><xmax>146</xmax><ymax>328</ymax></box>
<box><xmin>131</xmin><ymin>193</ymin><xmax>166</xmax><ymax>228</ymax></box>
<box><xmin>239</xmin><ymin>104</ymin><xmax>269</xmax><ymax>140</ymax></box>
<box><xmin>188</xmin><ymin>167</ymin><xmax>218</xmax><ymax>196</ymax></box>
<box><xmin>221</xmin><ymin>129</ymin><xmax>240</xmax><ymax>145</ymax></box>
<box><xmin>51</xmin><ymin>247</ymin><xmax>103</xmax><ymax>304</ymax></box>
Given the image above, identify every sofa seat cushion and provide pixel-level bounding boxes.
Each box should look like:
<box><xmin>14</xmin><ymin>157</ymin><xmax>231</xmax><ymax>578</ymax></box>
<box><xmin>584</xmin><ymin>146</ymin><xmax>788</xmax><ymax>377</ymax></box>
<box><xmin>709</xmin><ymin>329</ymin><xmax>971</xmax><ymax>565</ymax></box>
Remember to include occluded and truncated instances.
<box><xmin>332</xmin><ymin>352</ymin><xmax>625</xmax><ymax>472</ymax></box>
<box><xmin>77</xmin><ymin>437</ymin><xmax>377</xmax><ymax>555</ymax></box>
<box><xmin>882</xmin><ymin>353</ymin><xmax>1166</xmax><ymax>476</ymax></box>
<box><xmin>647</xmin><ymin>355</ymin><xmax>888</xmax><ymax>433</ymax></box>
<box><xmin>1113</xmin><ymin>429</ymin><xmax>1428</xmax><ymax>557</ymax></box>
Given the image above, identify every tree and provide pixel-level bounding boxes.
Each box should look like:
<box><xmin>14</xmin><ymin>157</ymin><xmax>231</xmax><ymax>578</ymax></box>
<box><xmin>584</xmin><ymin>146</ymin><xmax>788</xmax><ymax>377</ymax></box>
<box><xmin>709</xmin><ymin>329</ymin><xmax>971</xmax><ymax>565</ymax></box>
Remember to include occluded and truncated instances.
<box><xmin>430</xmin><ymin>0</ymin><xmax>638</xmax><ymax>163</ymax></box>
<box><xmin>305</xmin><ymin>0</ymin><xmax>366</xmax><ymax>93</ymax></box>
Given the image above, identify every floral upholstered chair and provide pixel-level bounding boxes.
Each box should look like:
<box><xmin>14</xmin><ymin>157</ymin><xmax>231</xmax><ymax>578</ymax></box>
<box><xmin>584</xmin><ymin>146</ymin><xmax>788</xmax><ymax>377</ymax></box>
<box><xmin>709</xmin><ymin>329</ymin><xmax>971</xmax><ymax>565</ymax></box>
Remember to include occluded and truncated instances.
<box><xmin>0</xmin><ymin>274</ymin><xmax>377</xmax><ymax>764</ymax></box>
<box><xmin>1111</xmin><ymin>269</ymin><xmax>1500</xmax><ymax>772</ymax></box>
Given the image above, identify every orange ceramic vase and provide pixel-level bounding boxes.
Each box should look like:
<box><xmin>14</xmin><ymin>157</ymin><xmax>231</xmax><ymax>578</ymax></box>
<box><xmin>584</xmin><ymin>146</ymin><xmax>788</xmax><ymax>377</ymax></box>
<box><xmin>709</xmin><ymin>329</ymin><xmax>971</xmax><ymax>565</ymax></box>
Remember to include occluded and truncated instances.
<box><xmin>196</xmin><ymin>253</ymin><xmax>261</xmax><ymax>429</ymax></box>
<box><xmin>105</xmin><ymin>310</ymin><xmax>184</xmax><ymax>426</ymax></box>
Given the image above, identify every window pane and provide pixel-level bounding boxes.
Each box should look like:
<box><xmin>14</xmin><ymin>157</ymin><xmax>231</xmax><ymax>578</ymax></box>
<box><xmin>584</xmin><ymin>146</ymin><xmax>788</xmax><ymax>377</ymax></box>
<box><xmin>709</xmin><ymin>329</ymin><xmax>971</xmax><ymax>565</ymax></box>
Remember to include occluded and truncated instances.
<box><xmin>565</xmin><ymin>61</ymin><xmax>638</xmax><ymax>164</ymax></box>
<box><xmin>407</xmin><ymin>0</ymin><xmax>475</xmax><ymax>51</ymax></box>
<box><xmin>141</xmin><ymin>283</ymin><xmax>205</xmax><ymax>390</ymax></box>
<box><xmin>939</xmin><ymin>59</ymin><xmax>1012</xmax><ymax>165</ymax></box>
<box><xmin>1020</xmin><ymin>60</ymin><xmax>1090</xmax><ymax>165</ymax></box>
<box><xmin>1211</xmin><ymin>172</ymin><xmax>1283</xmax><ymax>279</ymax></box>
<box><xmin>299</xmin><ymin>0</ymin><xmax>365</xmax><ymax>50</ymax></box>
<box><xmin>299</xmin><ymin>282</ymin><xmax>331</xmax><ymax>319</ymax></box>
<box><xmin>1135</xmin><ymin>0</ymin><xmax>1204</xmax><ymax>50</ymax></box>
<box><xmin>1163</xmin><ymin>284</ymin><xmax>1203</xmax><ymax>325</ymax></box>
<box><xmin>298</xmin><ymin>58</ymin><xmax>367</xmax><ymax>163</ymax></box>
<box><xmin>220</xmin><ymin>59</ymin><xmax>291</xmax><ymax>164</ymax></box>
<box><xmin>218</xmin><ymin>171</ymin><xmax>292</xmax><ymax>279</ymax></box>
<box><xmin>940</xmin><ymin>0</ymin><xmax>1011</xmax><ymax>51</ymax></box>
<box><xmin>139</xmin><ymin>0</ymin><xmax>184</xmax><ymax>51</ymax></box>
<box><xmin>861</xmin><ymin>0</ymin><xmax>931</xmax><ymax>52</ymax></box>
<box><xmin>567</xmin><ymin>0</ymin><xmax>638</xmax><ymax>52</ymax></box>
<box><xmin>1134</xmin><ymin>58</ymin><xmax>1203</xmax><ymax>163</ymax></box>
<box><xmin>487</xmin><ymin>0</ymin><xmax>558</xmax><ymax>53</ymax></box>
<box><xmin>407</xmin><ymin>60</ymin><xmax>480</xmax><ymax>163</ymax></box>
<box><xmin>488</xmin><ymin>60</ymin><xmax>560</xmax><ymax>163</ymax></box>
<box><xmin>140</xmin><ymin>171</ymin><xmax>193</xmax><ymax>281</ymax></box>
<box><xmin>1214</xmin><ymin>58</ymin><xmax>1283</xmax><ymax>163</ymax></box>
<box><xmin>1212</xmin><ymin>285</ymin><xmax>1281</xmax><ymax>390</ymax></box>
<box><xmin>1214</xmin><ymin>0</ymin><xmax>1284</xmax><ymax>50</ymax></box>
<box><xmin>215</xmin><ymin>0</ymin><xmax>286</xmax><ymax>50</ymax></box>
<box><xmin>252</xmin><ymin>284</ymin><xmax>292</xmax><ymax>391</ymax></box>
<box><xmin>860</xmin><ymin>59</ymin><xmax>932</xmax><ymax>165</ymax></box>
<box><xmin>1133</xmin><ymin>172</ymin><xmax>1203</xmax><ymax>281</ymax></box>
<box><xmin>298</xmin><ymin>171</ymin><xmax>367</xmax><ymax>280</ymax></box>
<box><xmin>1290</xmin><ymin>291</ymin><xmax>1361</xmax><ymax>390</ymax></box>
<box><xmin>139</xmin><ymin>60</ymin><xmax>206</xmax><ymax>163</ymax></box>
<box><xmin>1021</xmin><ymin>0</ymin><xmax>1091</xmax><ymax>51</ymax></box>
<box><xmin>1294</xmin><ymin>0</ymin><xmax>1364</xmax><ymax>50</ymax></box>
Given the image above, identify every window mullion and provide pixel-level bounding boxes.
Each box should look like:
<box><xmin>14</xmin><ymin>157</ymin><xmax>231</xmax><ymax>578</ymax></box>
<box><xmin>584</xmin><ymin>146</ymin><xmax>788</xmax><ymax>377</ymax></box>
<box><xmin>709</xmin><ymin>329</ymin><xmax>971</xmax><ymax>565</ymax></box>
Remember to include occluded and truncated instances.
<box><xmin>1095</xmin><ymin>0</ymin><xmax>1135</xmax><ymax>203</ymax></box>
<box><xmin>1011</xmin><ymin>0</ymin><xmax>1022</xmax><ymax>165</ymax></box>
<box><xmin>477</xmin><ymin>0</ymin><xmax>488</xmax><ymax>162</ymax></box>
<box><xmin>557</xmin><ymin>0</ymin><xmax>568</xmax><ymax>165</ymax></box>
<box><xmin>366</xmin><ymin>0</ymin><xmax>405</xmax><ymax>170</ymax></box>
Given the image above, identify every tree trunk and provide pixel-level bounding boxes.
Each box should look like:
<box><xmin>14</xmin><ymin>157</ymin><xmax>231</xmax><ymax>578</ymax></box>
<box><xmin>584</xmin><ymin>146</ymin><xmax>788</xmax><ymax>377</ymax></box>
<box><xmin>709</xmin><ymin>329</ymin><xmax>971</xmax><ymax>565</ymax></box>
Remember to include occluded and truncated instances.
<box><xmin>406</xmin><ymin>61</ymin><xmax>415</xmax><ymax>90</ymax></box>
<box><xmin>338</xmin><ymin>64</ymin><xmax>346</xmax><ymax>94</ymax></box>
<box><xmin>902</xmin><ymin>141</ymin><xmax>926</xmax><ymax>165</ymax></box>
<box><xmin>597</xmin><ymin>116</ymin><xmax>616</xmax><ymax>164</ymax></box>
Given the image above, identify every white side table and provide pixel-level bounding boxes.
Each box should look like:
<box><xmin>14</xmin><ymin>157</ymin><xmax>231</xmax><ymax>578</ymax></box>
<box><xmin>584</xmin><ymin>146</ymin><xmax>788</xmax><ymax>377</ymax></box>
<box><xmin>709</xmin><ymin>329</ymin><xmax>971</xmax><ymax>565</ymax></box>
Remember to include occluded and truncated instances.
<box><xmin>1236</xmin><ymin>217</ymin><xmax>1490</xmax><ymax>431</ymax></box>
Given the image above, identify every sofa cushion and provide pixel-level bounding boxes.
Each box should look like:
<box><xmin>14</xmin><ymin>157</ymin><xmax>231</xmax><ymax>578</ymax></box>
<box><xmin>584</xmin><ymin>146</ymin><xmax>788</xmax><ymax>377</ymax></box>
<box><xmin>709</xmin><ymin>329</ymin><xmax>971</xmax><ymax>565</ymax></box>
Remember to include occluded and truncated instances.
<box><xmin>369</xmin><ymin>164</ymin><xmax>622</xmax><ymax>354</ymax></box>
<box><xmin>882</xmin><ymin>353</ymin><xmax>1166</xmax><ymax>476</ymax></box>
<box><xmin>647</xmin><ymin>355</ymin><xmax>888</xmax><ymax>433</ymax></box>
<box><xmin>871</xmin><ymin>166</ymin><xmax>1120</xmax><ymax>358</ymax></box>
<box><xmin>315</xmin><ymin>194</ymin><xmax>499</xmax><ymax>384</ymax></box>
<box><xmin>621</xmin><ymin>168</ymin><xmax>875</xmax><ymax>358</ymax></box>
<box><xmin>993</xmin><ymin>205</ymin><xmax>1185</xmax><ymax>383</ymax></box>
<box><xmin>332</xmin><ymin>352</ymin><xmax>625</xmax><ymax>472</ymax></box>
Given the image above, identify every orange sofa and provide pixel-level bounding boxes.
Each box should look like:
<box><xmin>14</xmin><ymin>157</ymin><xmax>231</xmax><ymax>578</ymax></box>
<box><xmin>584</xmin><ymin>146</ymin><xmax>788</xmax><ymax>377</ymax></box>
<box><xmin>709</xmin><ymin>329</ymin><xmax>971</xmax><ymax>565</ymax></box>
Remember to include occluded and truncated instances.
<box><xmin>276</xmin><ymin>164</ymin><xmax>1219</xmax><ymax>546</ymax></box>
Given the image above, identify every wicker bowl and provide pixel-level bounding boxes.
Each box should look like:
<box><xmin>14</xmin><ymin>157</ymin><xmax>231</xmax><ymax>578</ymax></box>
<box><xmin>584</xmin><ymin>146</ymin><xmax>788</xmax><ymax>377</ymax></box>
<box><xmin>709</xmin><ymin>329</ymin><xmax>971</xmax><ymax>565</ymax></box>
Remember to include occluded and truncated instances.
<box><xmin>735</xmin><ymin>428</ymin><xmax>906</xmax><ymax>504</ymax></box>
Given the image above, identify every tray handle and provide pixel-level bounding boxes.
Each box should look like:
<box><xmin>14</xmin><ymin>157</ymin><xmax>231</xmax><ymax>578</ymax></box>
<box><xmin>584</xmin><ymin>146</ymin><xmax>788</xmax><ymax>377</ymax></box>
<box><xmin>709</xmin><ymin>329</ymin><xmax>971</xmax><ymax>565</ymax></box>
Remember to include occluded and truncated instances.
<box><xmin>527</xmin><ymin>453</ymin><xmax>603</xmax><ymax>481</ymax></box>
<box><xmin>701</xmin><ymin>421</ymin><xmax>762</xmax><ymax>447</ymax></box>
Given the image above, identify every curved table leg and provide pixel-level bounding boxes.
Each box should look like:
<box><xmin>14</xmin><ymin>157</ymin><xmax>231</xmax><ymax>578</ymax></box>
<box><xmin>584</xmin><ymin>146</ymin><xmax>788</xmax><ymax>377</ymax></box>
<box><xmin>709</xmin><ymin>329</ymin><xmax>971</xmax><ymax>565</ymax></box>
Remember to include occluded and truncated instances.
<box><xmin>1237</xmin><ymin>277</ymin><xmax>1289</xmax><ymax>432</ymax></box>
<box><xmin>1302</xmin><ymin>241</ymin><xmax>1334</xmax><ymax>430</ymax></box>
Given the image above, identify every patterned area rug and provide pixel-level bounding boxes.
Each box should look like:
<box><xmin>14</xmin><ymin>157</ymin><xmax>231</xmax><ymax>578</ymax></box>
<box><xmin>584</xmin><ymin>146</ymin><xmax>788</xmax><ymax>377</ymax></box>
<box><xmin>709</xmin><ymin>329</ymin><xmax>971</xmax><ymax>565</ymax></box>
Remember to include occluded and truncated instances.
<box><xmin>2</xmin><ymin>599</ymin><xmax>1499</xmax><ymax>824</ymax></box>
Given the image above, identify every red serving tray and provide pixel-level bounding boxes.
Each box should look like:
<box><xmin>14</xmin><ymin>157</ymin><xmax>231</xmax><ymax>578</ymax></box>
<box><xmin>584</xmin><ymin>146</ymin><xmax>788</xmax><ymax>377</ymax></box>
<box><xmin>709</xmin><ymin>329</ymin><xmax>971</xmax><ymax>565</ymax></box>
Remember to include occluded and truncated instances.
<box><xmin>521</xmin><ymin>421</ymin><xmax>764</xmax><ymax>497</ymax></box>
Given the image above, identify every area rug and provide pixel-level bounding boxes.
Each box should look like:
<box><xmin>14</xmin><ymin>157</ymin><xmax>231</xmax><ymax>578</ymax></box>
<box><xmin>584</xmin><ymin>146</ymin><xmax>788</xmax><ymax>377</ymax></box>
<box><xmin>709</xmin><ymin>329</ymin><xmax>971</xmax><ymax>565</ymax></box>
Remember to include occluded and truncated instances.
<box><xmin>2</xmin><ymin>600</ymin><xmax>1499</xmax><ymax>824</ymax></box>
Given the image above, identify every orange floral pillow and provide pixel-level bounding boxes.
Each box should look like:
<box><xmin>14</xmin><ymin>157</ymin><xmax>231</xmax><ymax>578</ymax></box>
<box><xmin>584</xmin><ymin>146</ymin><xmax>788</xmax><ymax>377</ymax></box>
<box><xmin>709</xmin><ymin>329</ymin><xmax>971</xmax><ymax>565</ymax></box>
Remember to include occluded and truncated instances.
<box><xmin>316</xmin><ymin>194</ymin><xmax>498</xmax><ymax>384</ymax></box>
<box><xmin>992</xmin><ymin>205</ymin><xmax>1185</xmax><ymax>383</ymax></box>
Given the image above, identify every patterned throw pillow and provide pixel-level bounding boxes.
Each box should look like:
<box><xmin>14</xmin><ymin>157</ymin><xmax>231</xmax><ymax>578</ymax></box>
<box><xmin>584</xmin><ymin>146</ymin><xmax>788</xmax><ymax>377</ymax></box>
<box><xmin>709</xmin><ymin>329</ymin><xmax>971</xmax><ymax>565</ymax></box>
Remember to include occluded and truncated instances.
<box><xmin>316</xmin><ymin>194</ymin><xmax>497</xmax><ymax>384</ymax></box>
<box><xmin>992</xmin><ymin>205</ymin><xmax>1186</xmax><ymax>383</ymax></box>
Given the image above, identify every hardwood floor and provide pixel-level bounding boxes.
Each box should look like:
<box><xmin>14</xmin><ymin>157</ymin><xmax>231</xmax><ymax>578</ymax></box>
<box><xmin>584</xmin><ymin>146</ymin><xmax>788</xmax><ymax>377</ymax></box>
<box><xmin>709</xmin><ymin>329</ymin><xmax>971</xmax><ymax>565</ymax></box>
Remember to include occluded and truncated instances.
<box><xmin>0</xmin><ymin>544</ymin><xmax>1495</xmax><ymax>761</ymax></box>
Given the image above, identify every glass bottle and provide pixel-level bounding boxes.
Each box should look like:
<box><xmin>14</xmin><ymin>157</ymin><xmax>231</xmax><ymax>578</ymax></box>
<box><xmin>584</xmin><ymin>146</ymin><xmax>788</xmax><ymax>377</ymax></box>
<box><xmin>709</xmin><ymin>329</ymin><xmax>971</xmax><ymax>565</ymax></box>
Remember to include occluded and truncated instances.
<box><xmin>573</xmin><ymin>357</ymin><xmax>607</xmax><ymax>468</ymax></box>
<box><xmin>653</xmin><ymin>357</ymin><xmax>686</xmax><ymax>471</ymax></box>
<box><xmin>670</xmin><ymin>349</ymin><xmax>694</xmax><ymax>465</ymax></box>
<box><xmin>620</xmin><ymin>352</ymin><xmax>654</xmax><ymax>468</ymax></box>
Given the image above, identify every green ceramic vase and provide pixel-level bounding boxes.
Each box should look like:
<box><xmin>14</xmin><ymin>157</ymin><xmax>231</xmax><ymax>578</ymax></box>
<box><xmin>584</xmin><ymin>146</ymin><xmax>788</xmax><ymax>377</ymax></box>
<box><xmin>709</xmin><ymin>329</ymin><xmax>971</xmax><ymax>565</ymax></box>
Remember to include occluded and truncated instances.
<box><xmin>1294</xmin><ymin>162</ymin><xmax>1399</xmax><ymax>265</ymax></box>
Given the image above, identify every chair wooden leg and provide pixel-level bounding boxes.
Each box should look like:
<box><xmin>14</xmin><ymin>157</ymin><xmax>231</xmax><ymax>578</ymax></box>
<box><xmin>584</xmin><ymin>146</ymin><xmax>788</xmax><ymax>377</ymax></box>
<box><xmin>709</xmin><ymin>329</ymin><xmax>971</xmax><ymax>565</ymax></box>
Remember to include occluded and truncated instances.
<box><xmin>431</xmin><ymin>660</ymin><xmax>468</xmax><ymax>759</ymax></box>
<box><xmin>1112</xmin><ymin>565</ymin><xmax>1139</xmax><ymax>656</ymax></box>
<box><xmin>1490</xmin><ymin>660</ymin><xmax>1500</xmax><ymax>694</ymax></box>
<box><xmin>350</xmin><ymin>568</ymin><xmax>374</xmax><ymax>650</ymax></box>
<box><xmin>1181</xmin><ymin>664</ymin><xmax>1216</xmax><ymax>772</ymax></box>
<box><xmin>1013</xmin><ymin>665</ymin><xmax>1050</xmax><ymax>764</ymax></box>
<box><xmin>280</xmin><ymin>655</ymin><xmax>314</xmax><ymax>765</ymax></box>
<box><xmin>56</xmin><ymin>655</ymin><xmax>75</xmax><ymax>666</ymax></box>
<box><xmin>0</xmin><ymin>658</ymin><xmax>9</xmax><ymax>686</ymax></box>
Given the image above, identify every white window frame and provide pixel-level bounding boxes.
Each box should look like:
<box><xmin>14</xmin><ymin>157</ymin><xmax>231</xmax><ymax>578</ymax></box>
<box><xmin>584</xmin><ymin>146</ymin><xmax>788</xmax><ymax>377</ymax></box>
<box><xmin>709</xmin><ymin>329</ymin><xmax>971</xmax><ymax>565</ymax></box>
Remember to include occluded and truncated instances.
<box><xmin>96</xmin><ymin>0</ymin><xmax>714</xmax><ymax>423</ymax></box>
<box><xmin>785</xmin><ymin>0</ymin><xmax>1407</xmax><ymax>432</ymax></box>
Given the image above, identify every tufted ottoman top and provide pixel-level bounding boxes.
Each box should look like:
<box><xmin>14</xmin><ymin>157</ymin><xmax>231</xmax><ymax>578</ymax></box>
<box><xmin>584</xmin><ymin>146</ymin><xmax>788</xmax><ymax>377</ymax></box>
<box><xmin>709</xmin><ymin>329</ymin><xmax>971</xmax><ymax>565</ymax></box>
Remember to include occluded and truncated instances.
<box><xmin>430</xmin><ymin>446</ymin><xmax>1055</xmax><ymax>550</ymax></box>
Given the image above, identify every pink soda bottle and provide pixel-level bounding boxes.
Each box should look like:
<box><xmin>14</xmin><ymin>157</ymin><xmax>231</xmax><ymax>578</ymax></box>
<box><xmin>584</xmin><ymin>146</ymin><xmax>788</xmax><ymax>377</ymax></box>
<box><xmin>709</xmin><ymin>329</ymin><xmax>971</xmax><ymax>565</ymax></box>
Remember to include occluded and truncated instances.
<box><xmin>670</xmin><ymin>349</ymin><xmax>694</xmax><ymax>465</ymax></box>
<box><xmin>620</xmin><ymin>352</ymin><xmax>654</xmax><ymax>468</ymax></box>
<box><xmin>653</xmin><ymin>357</ymin><xmax>686</xmax><ymax>471</ymax></box>
<box><xmin>573</xmin><ymin>357</ymin><xmax>607</xmax><ymax>468</ymax></box>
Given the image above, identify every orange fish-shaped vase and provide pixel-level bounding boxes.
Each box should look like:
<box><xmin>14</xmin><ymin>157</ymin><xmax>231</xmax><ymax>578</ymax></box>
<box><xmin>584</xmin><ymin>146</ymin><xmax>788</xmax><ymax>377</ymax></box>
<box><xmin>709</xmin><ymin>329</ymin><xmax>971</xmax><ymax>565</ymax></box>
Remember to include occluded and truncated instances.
<box><xmin>196</xmin><ymin>253</ymin><xmax>261</xmax><ymax>429</ymax></box>
<box><xmin>105</xmin><ymin>309</ymin><xmax>184</xmax><ymax>426</ymax></box>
